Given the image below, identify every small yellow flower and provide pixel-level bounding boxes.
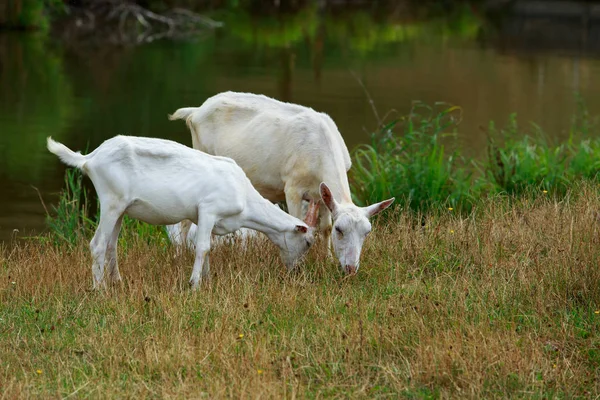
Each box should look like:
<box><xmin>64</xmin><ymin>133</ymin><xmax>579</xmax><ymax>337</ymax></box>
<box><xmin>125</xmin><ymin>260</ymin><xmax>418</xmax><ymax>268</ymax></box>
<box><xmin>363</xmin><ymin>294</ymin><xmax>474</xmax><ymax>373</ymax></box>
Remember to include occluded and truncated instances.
<box><xmin>553</xmin><ymin>364</ymin><xmax>557</xmax><ymax>369</ymax></box>
<box><xmin>238</xmin><ymin>334</ymin><xmax>244</xmax><ymax>339</ymax></box>
<box><xmin>36</xmin><ymin>369</ymin><xmax>42</xmax><ymax>374</ymax></box>
<box><xmin>257</xmin><ymin>369</ymin><xmax>263</xmax><ymax>375</ymax></box>
<box><xmin>595</xmin><ymin>310</ymin><xmax>599</xmax><ymax>314</ymax></box>
<box><xmin>450</xmin><ymin>230</ymin><xmax>455</xmax><ymax>234</ymax></box>
<box><xmin>448</xmin><ymin>207</ymin><xmax>453</xmax><ymax>211</ymax></box>
<box><xmin>543</xmin><ymin>190</ymin><xmax>548</xmax><ymax>194</ymax></box>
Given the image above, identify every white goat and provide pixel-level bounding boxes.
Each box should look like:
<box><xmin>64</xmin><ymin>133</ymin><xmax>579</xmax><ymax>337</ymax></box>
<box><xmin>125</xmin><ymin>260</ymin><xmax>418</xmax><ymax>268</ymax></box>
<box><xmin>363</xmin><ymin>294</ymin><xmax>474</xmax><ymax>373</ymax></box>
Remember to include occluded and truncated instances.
<box><xmin>46</xmin><ymin>135</ymin><xmax>318</xmax><ymax>289</ymax></box>
<box><xmin>169</xmin><ymin>91</ymin><xmax>395</xmax><ymax>274</ymax></box>
<box><xmin>165</xmin><ymin>203</ymin><xmax>283</xmax><ymax>250</ymax></box>
<box><xmin>165</xmin><ymin>223</ymin><xmax>259</xmax><ymax>249</ymax></box>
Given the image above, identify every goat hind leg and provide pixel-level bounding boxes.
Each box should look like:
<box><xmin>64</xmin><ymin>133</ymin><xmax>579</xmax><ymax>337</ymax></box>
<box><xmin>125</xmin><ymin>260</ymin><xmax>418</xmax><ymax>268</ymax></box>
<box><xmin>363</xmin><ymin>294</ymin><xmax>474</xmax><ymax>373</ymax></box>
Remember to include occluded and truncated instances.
<box><xmin>90</xmin><ymin>207</ymin><xmax>123</xmax><ymax>289</ymax></box>
<box><xmin>106</xmin><ymin>214</ymin><xmax>124</xmax><ymax>283</ymax></box>
<box><xmin>189</xmin><ymin>215</ymin><xmax>214</xmax><ymax>290</ymax></box>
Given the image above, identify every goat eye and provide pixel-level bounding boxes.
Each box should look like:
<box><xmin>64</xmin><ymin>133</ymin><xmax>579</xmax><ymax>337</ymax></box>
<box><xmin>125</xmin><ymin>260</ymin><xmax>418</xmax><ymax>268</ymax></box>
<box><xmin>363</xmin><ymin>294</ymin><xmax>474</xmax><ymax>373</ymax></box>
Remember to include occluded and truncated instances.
<box><xmin>335</xmin><ymin>226</ymin><xmax>343</xmax><ymax>236</ymax></box>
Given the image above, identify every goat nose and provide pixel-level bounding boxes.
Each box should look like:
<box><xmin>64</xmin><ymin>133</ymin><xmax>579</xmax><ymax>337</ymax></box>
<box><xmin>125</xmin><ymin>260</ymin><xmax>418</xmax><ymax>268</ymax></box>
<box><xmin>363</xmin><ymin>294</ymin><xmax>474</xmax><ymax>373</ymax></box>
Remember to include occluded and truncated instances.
<box><xmin>344</xmin><ymin>265</ymin><xmax>357</xmax><ymax>274</ymax></box>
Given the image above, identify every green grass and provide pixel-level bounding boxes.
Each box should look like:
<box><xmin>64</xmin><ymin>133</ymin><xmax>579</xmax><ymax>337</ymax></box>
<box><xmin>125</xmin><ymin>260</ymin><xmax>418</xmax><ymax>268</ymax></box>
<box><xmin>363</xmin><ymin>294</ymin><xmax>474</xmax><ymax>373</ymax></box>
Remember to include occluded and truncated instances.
<box><xmin>45</xmin><ymin>168</ymin><xmax>94</xmax><ymax>247</ymax></box>
<box><xmin>350</xmin><ymin>102</ymin><xmax>600</xmax><ymax>215</ymax></box>
<box><xmin>485</xmin><ymin>112</ymin><xmax>600</xmax><ymax>197</ymax></box>
<box><xmin>351</xmin><ymin>102</ymin><xmax>480</xmax><ymax>214</ymax></box>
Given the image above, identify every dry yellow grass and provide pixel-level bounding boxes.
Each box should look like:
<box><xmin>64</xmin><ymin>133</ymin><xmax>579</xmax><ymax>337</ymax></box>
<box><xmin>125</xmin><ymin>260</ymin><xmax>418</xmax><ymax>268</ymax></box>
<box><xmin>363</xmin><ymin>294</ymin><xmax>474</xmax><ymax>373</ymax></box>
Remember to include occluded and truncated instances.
<box><xmin>1</xmin><ymin>186</ymin><xmax>600</xmax><ymax>398</ymax></box>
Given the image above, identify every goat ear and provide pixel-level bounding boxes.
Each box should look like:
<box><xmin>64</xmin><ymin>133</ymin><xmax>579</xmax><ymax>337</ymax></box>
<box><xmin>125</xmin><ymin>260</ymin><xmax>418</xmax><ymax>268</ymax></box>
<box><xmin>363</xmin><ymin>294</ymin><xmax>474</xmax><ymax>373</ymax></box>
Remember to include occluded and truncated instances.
<box><xmin>295</xmin><ymin>225</ymin><xmax>308</xmax><ymax>234</ymax></box>
<box><xmin>304</xmin><ymin>199</ymin><xmax>320</xmax><ymax>227</ymax></box>
<box><xmin>319</xmin><ymin>182</ymin><xmax>337</xmax><ymax>213</ymax></box>
<box><xmin>364</xmin><ymin>198</ymin><xmax>395</xmax><ymax>218</ymax></box>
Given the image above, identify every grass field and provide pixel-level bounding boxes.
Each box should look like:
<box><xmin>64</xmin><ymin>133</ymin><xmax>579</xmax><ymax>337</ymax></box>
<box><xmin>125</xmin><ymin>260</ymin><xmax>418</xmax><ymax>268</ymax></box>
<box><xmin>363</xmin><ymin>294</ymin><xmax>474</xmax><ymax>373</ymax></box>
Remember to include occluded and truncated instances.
<box><xmin>2</xmin><ymin>183</ymin><xmax>600</xmax><ymax>398</ymax></box>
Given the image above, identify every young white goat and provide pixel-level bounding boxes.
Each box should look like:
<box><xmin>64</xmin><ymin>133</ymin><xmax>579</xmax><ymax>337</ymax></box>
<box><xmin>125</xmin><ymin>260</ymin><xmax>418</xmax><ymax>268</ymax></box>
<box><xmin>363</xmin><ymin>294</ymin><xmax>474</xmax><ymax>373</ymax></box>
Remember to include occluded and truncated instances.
<box><xmin>47</xmin><ymin>135</ymin><xmax>318</xmax><ymax>289</ymax></box>
<box><xmin>165</xmin><ymin>204</ymin><xmax>281</xmax><ymax>250</ymax></box>
<box><xmin>166</xmin><ymin>224</ymin><xmax>259</xmax><ymax>250</ymax></box>
<box><xmin>169</xmin><ymin>92</ymin><xmax>395</xmax><ymax>274</ymax></box>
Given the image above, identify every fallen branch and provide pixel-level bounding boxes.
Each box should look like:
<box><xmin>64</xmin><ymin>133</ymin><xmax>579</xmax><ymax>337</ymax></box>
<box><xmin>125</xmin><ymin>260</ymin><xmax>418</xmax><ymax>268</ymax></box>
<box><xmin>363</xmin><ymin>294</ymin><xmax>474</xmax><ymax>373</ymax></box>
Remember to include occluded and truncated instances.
<box><xmin>58</xmin><ymin>1</ymin><xmax>223</xmax><ymax>46</ymax></box>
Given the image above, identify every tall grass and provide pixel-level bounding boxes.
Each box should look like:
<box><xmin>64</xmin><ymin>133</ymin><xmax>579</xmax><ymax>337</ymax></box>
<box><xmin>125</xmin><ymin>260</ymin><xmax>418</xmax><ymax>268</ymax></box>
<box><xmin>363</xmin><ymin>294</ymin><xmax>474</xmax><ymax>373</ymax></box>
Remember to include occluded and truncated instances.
<box><xmin>46</xmin><ymin>168</ymin><xmax>93</xmax><ymax>247</ymax></box>
<box><xmin>485</xmin><ymin>110</ymin><xmax>600</xmax><ymax>197</ymax></box>
<box><xmin>351</xmin><ymin>103</ymin><xmax>480</xmax><ymax>213</ymax></box>
<box><xmin>351</xmin><ymin>103</ymin><xmax>600</xmax><ymax>213</ymax></box>
<box><xmin>485</xmin><ymin>116</ymin><xmax>572</xmax><ymax>196</ymax></box>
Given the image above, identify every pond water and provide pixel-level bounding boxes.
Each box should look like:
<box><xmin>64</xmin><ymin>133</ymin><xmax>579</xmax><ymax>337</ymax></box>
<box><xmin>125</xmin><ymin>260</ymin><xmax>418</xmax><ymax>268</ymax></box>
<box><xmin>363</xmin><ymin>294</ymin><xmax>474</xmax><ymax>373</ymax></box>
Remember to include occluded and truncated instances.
<box><xmin>2</xmin><ymin>4</ymin><xmax>600</xmax><ymax>242</ymax></box>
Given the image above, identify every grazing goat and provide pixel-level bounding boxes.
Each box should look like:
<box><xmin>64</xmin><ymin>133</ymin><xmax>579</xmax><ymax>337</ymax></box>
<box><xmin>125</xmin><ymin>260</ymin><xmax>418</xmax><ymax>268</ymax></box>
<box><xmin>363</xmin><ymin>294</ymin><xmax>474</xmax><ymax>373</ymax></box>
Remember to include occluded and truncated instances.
<box><xmin>47</xmin><ymin>135</ymin><xmax>318</xmax><ymax>289</ymax></box>
<box><xmin>166</xmin><ymin>223</ymin><xmax>259</xmax><ymax>249</ymax></box>
<box><xmin>165</xmin><ymin>204</ymin><xmax>285</xmax><ymax>250</ymax></box>
<box><xmin>169</xmin><ymin>91</ymin><xmax>395</xmax><ymax>274</ymax></box>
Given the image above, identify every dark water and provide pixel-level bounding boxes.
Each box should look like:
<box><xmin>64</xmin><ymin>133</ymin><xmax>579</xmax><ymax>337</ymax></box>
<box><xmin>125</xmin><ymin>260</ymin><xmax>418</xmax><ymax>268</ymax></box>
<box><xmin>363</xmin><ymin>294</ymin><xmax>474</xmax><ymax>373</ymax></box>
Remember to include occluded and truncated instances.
<box><xmin>2</xmin><ymin>4</ymin><xmax>600</xmax><ymax>242</ymax></box>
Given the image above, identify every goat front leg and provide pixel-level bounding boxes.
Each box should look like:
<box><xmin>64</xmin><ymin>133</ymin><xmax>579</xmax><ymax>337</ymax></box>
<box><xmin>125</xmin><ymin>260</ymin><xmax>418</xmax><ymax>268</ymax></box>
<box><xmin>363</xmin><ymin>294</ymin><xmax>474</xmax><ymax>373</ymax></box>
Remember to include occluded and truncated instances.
<box><xmin>319</xmin><ymin>203</ymin><xmax>334</xmax><ymax>259</ymax></box>
<box><xmin>284</xmin><ymin>186</ymin><xmax>304</xmax><ymax>220</ymax></box>
<box><xmin>202</xmin><ymin>253</ymin><xmax>210</xmax><ymax>281</ymax></box>
<box><xmin>189</xmin><ymin>215</ymin><xmax>214</xmax><ymax>290</ymax></box>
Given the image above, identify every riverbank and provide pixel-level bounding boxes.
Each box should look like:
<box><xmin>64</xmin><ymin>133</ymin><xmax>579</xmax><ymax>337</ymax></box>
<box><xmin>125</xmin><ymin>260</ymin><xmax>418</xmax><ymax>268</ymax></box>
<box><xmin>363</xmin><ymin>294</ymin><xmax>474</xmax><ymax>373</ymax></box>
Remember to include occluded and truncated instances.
<box><xmin>1</xmin><ymin>183</ymin><xmax>600</xmax><ymax>397</ymax></box>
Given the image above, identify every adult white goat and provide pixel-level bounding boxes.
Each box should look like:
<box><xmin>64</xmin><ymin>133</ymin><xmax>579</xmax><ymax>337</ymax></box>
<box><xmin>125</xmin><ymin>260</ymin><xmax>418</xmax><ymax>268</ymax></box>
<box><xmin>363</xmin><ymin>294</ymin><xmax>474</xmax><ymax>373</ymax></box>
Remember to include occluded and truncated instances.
<box><xmin>47</xmin><ymin>135</ymin><xmax>318</xmax><ymax>289</ymax></box>
<box><xmin>169</xmin><ymin>91</ymin><xmax>395</xmax><ymax>274</ymax></box>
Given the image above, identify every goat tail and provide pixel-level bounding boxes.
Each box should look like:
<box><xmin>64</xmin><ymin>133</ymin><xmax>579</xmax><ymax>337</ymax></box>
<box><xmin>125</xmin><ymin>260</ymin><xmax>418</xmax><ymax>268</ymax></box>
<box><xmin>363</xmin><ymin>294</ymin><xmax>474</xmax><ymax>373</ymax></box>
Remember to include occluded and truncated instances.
<box><xmin>47</xmin><ymin>137</ymin><xmax>87</xmax><ymax>170</ymax></box>
<box><xmin>168</xmin><ymin>107</ymin><xmax>197</xmax><ymax>122</ymax></box>
<box><xmin>169</xmin><ymin>107</ymin><xmax>203</xmax><ymax>149</ymax></box>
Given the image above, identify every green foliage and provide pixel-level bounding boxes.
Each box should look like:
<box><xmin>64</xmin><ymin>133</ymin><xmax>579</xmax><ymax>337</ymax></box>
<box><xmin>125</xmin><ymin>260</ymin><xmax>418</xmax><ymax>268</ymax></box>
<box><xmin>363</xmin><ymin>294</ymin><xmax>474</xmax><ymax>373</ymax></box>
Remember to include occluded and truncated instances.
<box><xmin>351</xmin><ymin>102</ymin><xmax>600</xmax><ymax>215</ymax></box>
<box><xmin>351</xmin><ymin>102</ymin><xmax>480</xmax><ymax>213</ymax></box>
<box><xmin>214</xmin><ymin>2</ymin><xmax>482</xmax><ymax>53</ymax></box>
<box><xmin>46</xmin><ymin>168</ymin><xmax>93</xmax><ymax>247</ymax></box>
<box><xmin>485</xmin><ymin>116</ymin><xmax>571</xmax><ymax>196</ymax></box>
<box><xmin>118</xmin><ymin>216</ymin><xmax>169</xmax><ymax>252</ymax></box>
<box><xmin>0</xmin><ymin>0</ymin><xmax>64</xmax><ymax>30</ymax></box>
<box><xmin>486</xmin><ymin>108</ymin><xmax>600</xmax><ymax>196</ymax></box>
<box><xmin>218</xmin><ymin>4</ymin><xmax>319</xmax><ymax>48</ymax></box>
<box><xmin>568</xmin><ymin>138</ymin><xmax>600</xmax><ymax>181</ymax></box>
